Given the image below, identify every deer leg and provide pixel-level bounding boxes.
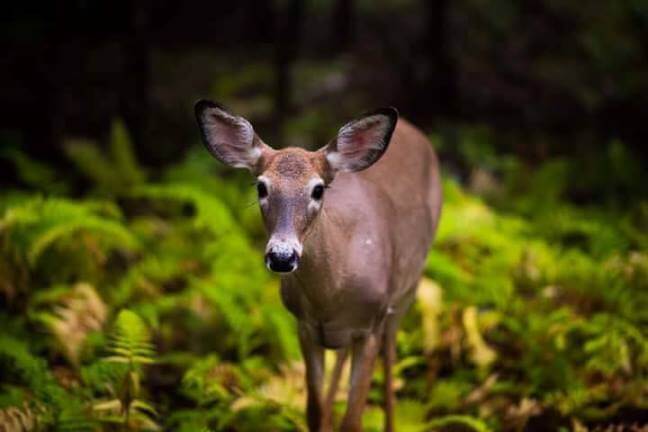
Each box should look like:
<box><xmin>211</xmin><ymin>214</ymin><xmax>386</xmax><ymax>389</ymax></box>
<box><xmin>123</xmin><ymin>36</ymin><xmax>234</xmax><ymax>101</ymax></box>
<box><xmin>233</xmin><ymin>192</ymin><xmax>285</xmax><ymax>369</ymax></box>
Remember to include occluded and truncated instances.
<box><xmin>340</xmin><ymin>330</ymin><xmax>382</xmax><ymax>432</ymax></box>
<box><xmin>324</xmin><ymin>347</ymin><xmax>349</xmax><ymax>425</ymax></box>
<box><xmin>382</xmin><ymin>315</ymin><xmax>398</xmax><ymax>432</ymax></box>
<box><xmin>298</xmin><ymin>323</ymin><xmax>329</xmax><ymax>432</ymax></box>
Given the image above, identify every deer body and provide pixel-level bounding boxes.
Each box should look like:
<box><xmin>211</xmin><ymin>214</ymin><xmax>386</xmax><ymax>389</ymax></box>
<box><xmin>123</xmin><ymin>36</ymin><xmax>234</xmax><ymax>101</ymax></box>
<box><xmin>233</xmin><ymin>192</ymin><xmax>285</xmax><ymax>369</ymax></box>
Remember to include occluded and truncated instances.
<box><xmin>195</xmin><ymin>101</ymin><xmax>441</xmax><ymax>432</ymax></box>
<box><xmin>281</xmin><ymin>119</ymin><xmax>441</xmax><ymax>348</ymax></box>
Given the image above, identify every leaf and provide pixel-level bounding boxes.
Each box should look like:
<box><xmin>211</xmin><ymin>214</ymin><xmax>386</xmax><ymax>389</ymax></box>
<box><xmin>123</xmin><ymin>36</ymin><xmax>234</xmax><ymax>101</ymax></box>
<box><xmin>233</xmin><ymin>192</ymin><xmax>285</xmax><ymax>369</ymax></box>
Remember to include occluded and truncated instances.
<box><xmin>417</xmin><ymin>278</ymin><xmax>443</xmax><ymax>353</ymax></box>
<box><xmin>30</xmin><ymin>282</ymin><xmax>107</xmax><ymax>366</ymax></box>
<box><xmin>92</xmin><ymin>399</ymin><xmax>122</xmax><ymax>412</ymax></box>
<box><xmin>131</xmin><ymin>399</ymin><xmax>158</xmax><ymax>417</ymax></box>
<box><xmin>424</xmin><ymin>415</ymin><xmax>492</xmax><ymax>432</ymax></box>
<box><xmin>462</xmin><ymin>306</ymin><xmax>496</xmax><ymax>369</ymax></box>
<box><xmin>105</xmin><ymin>309</ymin><xmax>155</xmax><ymax>366</ymax></box>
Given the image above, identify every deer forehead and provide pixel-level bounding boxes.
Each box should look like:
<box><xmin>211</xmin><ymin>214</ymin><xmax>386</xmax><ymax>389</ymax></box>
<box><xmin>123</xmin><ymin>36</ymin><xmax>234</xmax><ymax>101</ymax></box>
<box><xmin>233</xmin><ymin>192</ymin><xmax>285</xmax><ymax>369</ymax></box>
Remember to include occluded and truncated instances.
<box><xmin>263</xmin><ymin>149</ymin><xmax>323</xmax><ymax>185</ymax></box>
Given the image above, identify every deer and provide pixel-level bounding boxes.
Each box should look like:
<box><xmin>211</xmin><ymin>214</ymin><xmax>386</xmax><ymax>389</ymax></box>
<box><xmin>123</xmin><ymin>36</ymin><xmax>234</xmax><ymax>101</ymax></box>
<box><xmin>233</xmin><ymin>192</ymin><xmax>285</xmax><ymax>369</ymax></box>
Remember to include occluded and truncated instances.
<box><xmin>195</xmin><ymin>99</ymin><xmax>442</xmax><ymax>432</ymax></box>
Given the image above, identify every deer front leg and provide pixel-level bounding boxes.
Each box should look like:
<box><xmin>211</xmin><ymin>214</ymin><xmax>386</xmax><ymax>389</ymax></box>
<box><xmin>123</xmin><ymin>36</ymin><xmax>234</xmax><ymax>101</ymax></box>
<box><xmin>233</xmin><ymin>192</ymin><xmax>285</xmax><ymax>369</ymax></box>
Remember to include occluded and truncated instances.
<box><xmin>382</xmin><ymin>315</ymin><xmax>398</xmax><ymax>432</ymax></box>
<box><xmin>298</xmin><ymin>323</ymin><xmax>331</xmax><ymax>432</ymax></box>
<box><xmin>325</xmin><ymin>348</ymin><xmax>349</xmax><ymax>410</ymax></box>
<box><xmin>340</xmin><ymin>330</ymin><xmax>382</xmax><ymax>432</ymax></box>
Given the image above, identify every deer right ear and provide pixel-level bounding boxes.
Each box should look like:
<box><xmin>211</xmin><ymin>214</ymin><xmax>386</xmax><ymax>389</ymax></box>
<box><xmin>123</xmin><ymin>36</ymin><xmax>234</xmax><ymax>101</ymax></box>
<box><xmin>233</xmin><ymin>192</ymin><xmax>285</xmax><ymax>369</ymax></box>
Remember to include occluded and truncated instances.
<box><xmin>321</xmin><ymin>107</ymin><xmax>398</xmax><ymax>174</ymax></box>
<box><xmin>195</xmin><ymin>99</ymin><xmax>272</xmax><ymax>172</ymax></box>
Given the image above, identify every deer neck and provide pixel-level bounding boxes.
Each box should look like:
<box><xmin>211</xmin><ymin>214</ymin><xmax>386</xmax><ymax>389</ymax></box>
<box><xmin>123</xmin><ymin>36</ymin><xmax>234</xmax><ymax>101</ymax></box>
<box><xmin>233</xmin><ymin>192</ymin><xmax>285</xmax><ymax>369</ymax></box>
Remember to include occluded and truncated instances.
<box><xmin>288</xmin><ymin>208</ymin><xmax>347</xmax><ymax>304</ymax></box>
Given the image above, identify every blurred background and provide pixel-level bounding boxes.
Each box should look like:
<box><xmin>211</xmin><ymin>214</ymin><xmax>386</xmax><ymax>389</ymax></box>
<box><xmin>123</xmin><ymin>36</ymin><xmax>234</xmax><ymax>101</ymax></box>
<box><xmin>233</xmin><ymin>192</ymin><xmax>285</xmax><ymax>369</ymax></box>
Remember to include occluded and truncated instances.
<box><xmin>0</xmin><ymin>1</ymin><xmax>646</xmax><ymax>431</ymax></box>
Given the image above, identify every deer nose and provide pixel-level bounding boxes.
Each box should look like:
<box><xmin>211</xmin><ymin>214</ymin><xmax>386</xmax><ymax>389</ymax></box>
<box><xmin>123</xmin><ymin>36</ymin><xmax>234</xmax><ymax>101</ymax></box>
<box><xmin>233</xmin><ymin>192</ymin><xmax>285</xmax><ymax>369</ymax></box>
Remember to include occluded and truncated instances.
<box><xmin>265</xmin><ymin>249</ymin><xmax>299</xmax><ymax>273</ymax></box>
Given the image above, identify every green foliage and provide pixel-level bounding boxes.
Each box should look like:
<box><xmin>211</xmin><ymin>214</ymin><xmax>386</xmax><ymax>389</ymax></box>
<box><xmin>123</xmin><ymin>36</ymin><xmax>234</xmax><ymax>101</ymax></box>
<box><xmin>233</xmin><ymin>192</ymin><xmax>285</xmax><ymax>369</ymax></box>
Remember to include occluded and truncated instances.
<box><xmin>105</xmin><ymin>310</ymin><xmax>155</xmax><ymax>366</ymax></box>
<box><xmin>0</xmin><ymin>120</ymin><xmax>646</xmax><ymax>430</ymax></box>
<box><xmin>0</xmin><ymin>196</ymin><xmax>137</xmax><ymax>297</ymax></box>
<box><xmin>65</xmin><ymin>119</ymin><xmax>146</xmax><ymax>196</ymax></box>
<box><xmin>28</xmin><ymin>282</ymin><xmax>107</xmax><ymax>366</ymax></box>
<box><xmin>424</xmin><ymin>415</ymin><xmax>492</xmax><ymax>432</ymax></box>
<box><xmin>93</xmin><ymin>309</ymin><xmax>159</xmax><ymax>431</ymax></box>
<box><xmin>415</xmin><ymin>138</ymin><xmax>647</xmax><ymax>427</ymax></box>
<box><xmin>0</xmin><ymin>334</ymin><xmax>94</xmax><ymax>430</ymax></box>
<box><xmin>0</xmin><ymin>146</ymin><xmax>68</xmax><ymax>195</ymax></box>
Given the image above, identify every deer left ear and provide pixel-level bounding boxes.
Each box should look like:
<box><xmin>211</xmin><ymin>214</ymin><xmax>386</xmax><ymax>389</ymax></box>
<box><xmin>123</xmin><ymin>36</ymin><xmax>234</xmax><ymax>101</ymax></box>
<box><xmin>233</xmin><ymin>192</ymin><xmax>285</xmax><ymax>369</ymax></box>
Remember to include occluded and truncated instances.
<box><xmin>195</xmin><ymin>99</ymin><xmax>273</xmax><ymax>172</ymax></box>
<box><xmin>322</xmin><ymin>107</ymin><xmax>398</xmax><ymax>173</ymax></box>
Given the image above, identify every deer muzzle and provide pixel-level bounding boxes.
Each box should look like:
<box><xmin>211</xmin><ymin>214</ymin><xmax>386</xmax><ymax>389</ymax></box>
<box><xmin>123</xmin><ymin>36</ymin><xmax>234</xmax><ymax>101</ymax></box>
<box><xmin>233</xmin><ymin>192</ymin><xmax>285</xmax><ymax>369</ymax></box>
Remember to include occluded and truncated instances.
<box><xmin>265</xmin><ymin>237</ymin><xmax>302</xmax><ymax>273</ymax></box>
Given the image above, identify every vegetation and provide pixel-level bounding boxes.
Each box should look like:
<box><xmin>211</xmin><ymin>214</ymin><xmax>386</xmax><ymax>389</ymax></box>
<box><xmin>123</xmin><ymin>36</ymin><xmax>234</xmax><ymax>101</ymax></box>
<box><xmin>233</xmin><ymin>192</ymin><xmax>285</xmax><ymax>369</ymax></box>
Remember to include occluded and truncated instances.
<box><xmin>0</xmin><ymin>117</ymin><xmax>646</xmax><ymax>432</ymax></box>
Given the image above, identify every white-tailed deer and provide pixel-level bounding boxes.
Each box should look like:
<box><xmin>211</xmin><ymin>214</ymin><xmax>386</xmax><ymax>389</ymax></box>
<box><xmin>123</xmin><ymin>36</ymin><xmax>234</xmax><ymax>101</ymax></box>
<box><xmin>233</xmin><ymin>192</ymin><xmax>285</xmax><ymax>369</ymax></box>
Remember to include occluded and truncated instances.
<box><xmin>195</xmin><ymin>100</ymin><xmax>442</xmax><ymax>432</ymax></box>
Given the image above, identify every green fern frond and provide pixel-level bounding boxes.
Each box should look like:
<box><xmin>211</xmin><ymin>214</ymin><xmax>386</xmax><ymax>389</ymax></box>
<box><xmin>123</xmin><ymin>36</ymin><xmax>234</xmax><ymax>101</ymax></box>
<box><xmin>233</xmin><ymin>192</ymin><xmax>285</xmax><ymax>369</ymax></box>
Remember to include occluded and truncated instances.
<box><xmin>0</xmin><ymin>334</ymin><xmax>66</xmax><ymax>407</ymax></box>
<box><xmin>0</xmin><ymin>335</ymin><xmax>93</xmax><ymax>430</ymax></box>
<box><xmin>424</xmin><ymin>415</ymin><xmax>492</xmax><ymax>432</ymax></box>
<box><xmin>92</xmin><ymin>310</ymin><xmax>159</xmax><ymax>431</ymax></box>
<box><xmin>181</xmin><ymin>355</ymin><xmax>236</xmax><ymax>405</ymax></box>
<box><xmin>132</xmin><ymin>183</ymin><xmax>237</xmax><ymax>235</ymax></box>
<box><xmin>55</xmin><ymin>409</ymin><xmax>96</xmax><ymax>432</ymax></box>
<box><xmin>0</xmin><ymin>146</ymin><xmax>68</xmax><ymax>195</ymax></box>
<box><xmin>109</xmin><ymin>119</ymin><xmax>146</xmax><ymax>187</ymax></box>
<box><xmin>81</xmin><ymin>358</ymin><xmax>128</xmax><ymax>396</ymax></box>
<box><xmin>105</xmin><ymin>310</ymin><xmax>155</xmax><ymax>366</ymax></box>
<box><xmin>64</xmin><ymin>118</ymin><xmax>146</xmax><ymax>195</ymax></box>
<box><xmin>0</xmin><ymin>197</ymin><xmax>138</xmax><ymax>267</ymax></box>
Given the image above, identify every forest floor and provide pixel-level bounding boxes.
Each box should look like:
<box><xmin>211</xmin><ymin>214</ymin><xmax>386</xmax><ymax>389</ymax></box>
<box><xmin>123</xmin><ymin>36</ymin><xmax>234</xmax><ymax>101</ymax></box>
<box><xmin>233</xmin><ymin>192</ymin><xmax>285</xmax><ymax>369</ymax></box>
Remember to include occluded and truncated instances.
<box><xmin>0</xmin><ymin>120</ymin><xmax>646</xmax><ymax>431</ymax></box>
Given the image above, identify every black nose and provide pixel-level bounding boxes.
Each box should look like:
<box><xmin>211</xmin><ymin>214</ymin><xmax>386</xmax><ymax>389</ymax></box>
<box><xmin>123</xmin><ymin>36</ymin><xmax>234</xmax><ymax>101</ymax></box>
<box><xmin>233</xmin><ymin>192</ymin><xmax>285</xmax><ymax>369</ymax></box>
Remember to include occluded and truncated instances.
<box><xmin>265</xmin><ymin>249</ymin><xmax>299</xmax><ymax>273</ymax></box>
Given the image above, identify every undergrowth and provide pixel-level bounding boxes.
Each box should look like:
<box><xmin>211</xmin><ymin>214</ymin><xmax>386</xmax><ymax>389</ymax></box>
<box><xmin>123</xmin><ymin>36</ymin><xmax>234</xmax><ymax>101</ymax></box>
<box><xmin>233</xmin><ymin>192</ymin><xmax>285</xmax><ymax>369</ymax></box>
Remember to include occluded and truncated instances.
<box><xmin>0</xmin><ymin>120</ymin><xmax>645</xmax><ymax>431</ymax></box>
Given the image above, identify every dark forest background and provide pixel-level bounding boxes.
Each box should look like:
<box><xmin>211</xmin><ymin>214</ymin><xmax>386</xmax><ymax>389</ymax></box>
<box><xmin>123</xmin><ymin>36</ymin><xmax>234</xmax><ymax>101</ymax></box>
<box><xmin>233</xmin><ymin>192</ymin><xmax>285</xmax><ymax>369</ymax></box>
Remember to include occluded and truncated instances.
<box><xmin>2</xmin><ymin>0</ymin><xmax>648</xmax><ymax>181</ymax></box>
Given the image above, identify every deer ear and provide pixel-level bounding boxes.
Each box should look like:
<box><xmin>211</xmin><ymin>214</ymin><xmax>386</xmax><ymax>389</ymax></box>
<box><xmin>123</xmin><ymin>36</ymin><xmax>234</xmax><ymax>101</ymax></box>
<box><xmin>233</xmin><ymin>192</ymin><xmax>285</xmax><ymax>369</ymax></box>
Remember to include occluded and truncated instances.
<box><xmin>195</xmin><ymin>99</ymin><xmax>272</xmax><ymax>172</ymax></box>
<box><xmin>322</xmin><ymin>107</ymin><xmax>398</xmax><ymax>173</ymax></box>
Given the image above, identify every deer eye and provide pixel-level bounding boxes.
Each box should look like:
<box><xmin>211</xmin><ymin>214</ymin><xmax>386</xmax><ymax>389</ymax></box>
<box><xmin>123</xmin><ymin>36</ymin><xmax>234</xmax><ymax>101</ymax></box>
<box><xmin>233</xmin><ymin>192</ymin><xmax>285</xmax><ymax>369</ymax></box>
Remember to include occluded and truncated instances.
<box><xmin>311</xmin><ymin>184</ymin><xmax>324</xmax><ymax>200</ymax></box>
<box><xmin>257</xmin><ymin>181</ymin><xmax>268</xmax><ymax>199</ymax></box>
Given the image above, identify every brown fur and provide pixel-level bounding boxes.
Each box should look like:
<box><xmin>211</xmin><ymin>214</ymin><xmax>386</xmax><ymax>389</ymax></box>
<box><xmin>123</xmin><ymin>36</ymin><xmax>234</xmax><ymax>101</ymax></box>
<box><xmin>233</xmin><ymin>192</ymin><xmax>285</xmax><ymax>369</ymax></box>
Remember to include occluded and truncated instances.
<box><xmin>261</xmin><ymin>120</ymin><xmax>442</xmax><ymax>431</ymax></box>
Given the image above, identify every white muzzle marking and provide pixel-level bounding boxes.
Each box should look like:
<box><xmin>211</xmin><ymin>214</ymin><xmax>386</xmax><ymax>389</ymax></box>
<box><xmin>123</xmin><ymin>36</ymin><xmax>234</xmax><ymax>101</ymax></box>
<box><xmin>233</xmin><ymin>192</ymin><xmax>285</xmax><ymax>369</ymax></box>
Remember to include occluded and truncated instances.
<box><xmin>266</xmin><ymin>235</ymin><xmax>303</xmax><ymax>258</ymax></box>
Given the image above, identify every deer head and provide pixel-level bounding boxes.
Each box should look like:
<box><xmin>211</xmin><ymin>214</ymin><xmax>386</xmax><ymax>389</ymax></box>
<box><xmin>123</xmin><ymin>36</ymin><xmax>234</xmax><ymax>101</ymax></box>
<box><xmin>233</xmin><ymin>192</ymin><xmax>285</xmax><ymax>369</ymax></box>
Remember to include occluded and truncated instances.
<box><xmin>195</xmin><ymin>100</ymin><xmax>398</xmax><ymax>273</ymax></box>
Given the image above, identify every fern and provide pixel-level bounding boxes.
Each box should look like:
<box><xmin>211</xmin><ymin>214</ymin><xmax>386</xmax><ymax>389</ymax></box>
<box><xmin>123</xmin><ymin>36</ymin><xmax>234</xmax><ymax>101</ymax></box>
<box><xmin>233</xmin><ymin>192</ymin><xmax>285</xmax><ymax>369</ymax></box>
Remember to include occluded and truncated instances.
<box><xmin>424</xmin><ymin>415</ymin><xmax>492</xmax><ymax>432</ymax></box>
<box><xmin>105</xmin><ymin>310</ymin><xmax>155</xmax><ymax>367</ymax></box>
<box><xmin>0</xmin><ymin>335</ymin><xmax>93</xmax><ymax>430</ymax></box>
<box><xmin>65</xmin><ymin>118</ymin><xmax>146</xmax><ymax>196</ymax></box>
<box><xmin>0</xmin><ymin>146</ymin><xmax>68</xmax><ymax>195</ymax></box>
<box><xmin>1</xmin><ymin>122</ymin><xmax>646</xmax><ymax>430</ymax></box>
<box><xmin>132</xmin><ymin>183</ymin><xmax>238</xmax><ymax>236</ymax></box>
<box><xmin>181</xmin><ymin>355</ymin><xmax>237</xmax><ymax>406</ymax></box>
<box><xmin>93</xmin><ymin>309</ymin><xmax>159</xmax><ymax>431</ymax></box>
<box><xmin>28</xmin><ymin>282</ymin><xmax>107</xmax><ymax>366</ymax></box>
<box><xmin>580</xmin><ymin>313</ymin><xmax>647</xmax><ymax>378</ymax></box>
<box><xmin>0</xmin><ymin>402</ymin><xmax>40</xmax><ymax>432</ymax></box>
<box><xmin>0</xmin><ymin>197</ymin><xmax>137</xmax><ymax>284</ymax></box>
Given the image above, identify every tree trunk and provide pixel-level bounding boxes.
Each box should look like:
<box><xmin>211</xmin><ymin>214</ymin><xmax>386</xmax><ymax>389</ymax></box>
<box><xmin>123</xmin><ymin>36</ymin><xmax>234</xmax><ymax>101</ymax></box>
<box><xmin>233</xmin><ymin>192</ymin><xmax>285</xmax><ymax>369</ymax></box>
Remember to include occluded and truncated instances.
<box><xmin>330</xmin><ymin>0</ymin><xmax>355</xmax><ymax>52</ymax></box>
<box><xmin>274</xmin><ymin>0</ymin><xmax>305</xmax><ymax>145</ymax></box>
